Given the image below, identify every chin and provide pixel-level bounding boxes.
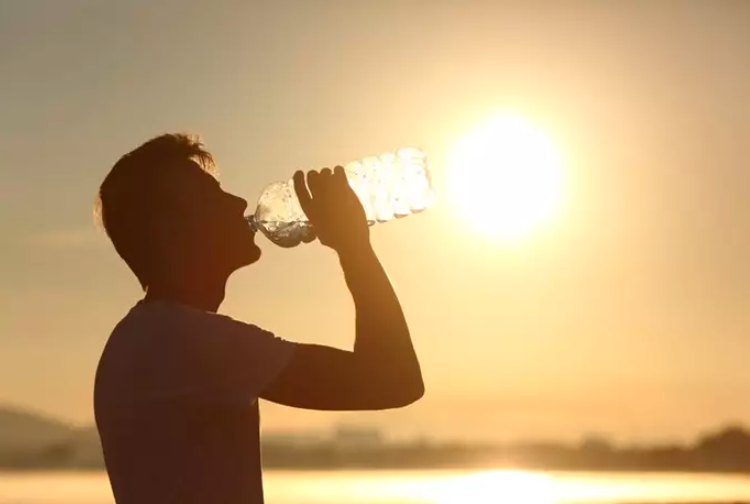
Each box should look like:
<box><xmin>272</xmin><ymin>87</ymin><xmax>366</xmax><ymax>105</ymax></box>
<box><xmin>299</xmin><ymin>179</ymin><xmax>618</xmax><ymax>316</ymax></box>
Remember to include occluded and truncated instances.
<box><xmin>226</xmin><ymin>248</ymin><xmax>260</xmax><ymax>276</ymax></box>
<box><xmin>241</xmin><ymin>244</ymin><xmax>262</xmax><ymax>266</ymax></box>
<box><xmin>248</xmin><ymin>247</ymin><xmax>262</xmax><ymax>265</ymax></box>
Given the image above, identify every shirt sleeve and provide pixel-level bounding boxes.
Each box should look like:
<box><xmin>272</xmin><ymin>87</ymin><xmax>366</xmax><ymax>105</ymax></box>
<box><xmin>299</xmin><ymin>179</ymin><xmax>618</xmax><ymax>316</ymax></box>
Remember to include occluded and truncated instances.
<box><xmin>145</xmin><ymin>307</ymin><xmax>296</xmax><ymax>405</ymax></box>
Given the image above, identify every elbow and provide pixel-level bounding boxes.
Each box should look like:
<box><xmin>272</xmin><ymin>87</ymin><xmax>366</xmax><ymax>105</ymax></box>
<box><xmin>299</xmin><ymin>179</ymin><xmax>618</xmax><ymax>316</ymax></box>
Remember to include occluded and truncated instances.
<box><xmin>403</xmin><ymin>382</ymin><xmax>425</xmax><ymax>406</ymax></box>
<box><xmin>409</xmin><ymin>376</ymin><xmax>426</xmax><ymax>404</ymax></box>
<box><xmin>364</xmin><ymin>362</ymin><xmax>425</xmax><ymax>409</ymax></box>
<box><xmin>386</xmin><ymin>377</ymin><xmax>425</xmax><ymax>409</ymax></box>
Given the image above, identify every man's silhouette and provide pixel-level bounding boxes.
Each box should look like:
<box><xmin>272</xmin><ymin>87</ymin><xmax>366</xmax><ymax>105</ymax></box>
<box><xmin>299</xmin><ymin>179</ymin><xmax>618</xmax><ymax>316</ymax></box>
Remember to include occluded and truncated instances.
<box><xmin>93</xmin><ymin>134</ymin><xmax>424</xmax><ymax>504</ymax></box>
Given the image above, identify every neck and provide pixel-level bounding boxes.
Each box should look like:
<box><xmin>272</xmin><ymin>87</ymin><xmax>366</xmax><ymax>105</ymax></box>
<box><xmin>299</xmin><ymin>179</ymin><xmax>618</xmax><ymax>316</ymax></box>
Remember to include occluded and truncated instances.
<box><xmin>144</xmin><ymin>273</ymin><xmax>228</xmax><ymax>313</ymax></box>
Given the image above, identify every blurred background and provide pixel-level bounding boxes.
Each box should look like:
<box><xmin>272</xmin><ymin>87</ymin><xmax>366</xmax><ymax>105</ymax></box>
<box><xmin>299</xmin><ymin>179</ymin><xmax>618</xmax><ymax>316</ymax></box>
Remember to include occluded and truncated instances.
<box><xmin>2</xmin><ymin>1</ymin><xmax>750</xmax><ymax>503</ymax></box>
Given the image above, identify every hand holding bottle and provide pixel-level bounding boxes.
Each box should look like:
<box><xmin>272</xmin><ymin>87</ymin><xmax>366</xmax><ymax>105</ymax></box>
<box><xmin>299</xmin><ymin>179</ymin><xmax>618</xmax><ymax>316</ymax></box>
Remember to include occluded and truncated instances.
<box><xmin>293</xmin><ymin>167</ymin><xmax>370</xmax><ymax>254</ymax></box>
<box><xmin>246</xmin><ymin>148</ymin><xmax>433</xmax><ymax>248</ymax></box>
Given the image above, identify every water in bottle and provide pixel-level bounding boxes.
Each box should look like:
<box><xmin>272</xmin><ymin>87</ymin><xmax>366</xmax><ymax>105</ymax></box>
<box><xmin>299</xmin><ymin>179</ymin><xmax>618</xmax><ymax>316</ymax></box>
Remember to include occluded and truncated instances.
<box><xmin>246</xmin><ymin>148</ymin><xmax>433</xmax><ymax>247</ymax></box>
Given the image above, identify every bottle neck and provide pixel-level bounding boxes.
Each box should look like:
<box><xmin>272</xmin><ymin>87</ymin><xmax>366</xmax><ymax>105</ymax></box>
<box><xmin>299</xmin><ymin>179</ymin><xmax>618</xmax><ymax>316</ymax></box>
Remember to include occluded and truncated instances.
<box><xmin>244</xmin><ymin>214</ymin><xmax>258</xmax><ymax>232</ymax></box>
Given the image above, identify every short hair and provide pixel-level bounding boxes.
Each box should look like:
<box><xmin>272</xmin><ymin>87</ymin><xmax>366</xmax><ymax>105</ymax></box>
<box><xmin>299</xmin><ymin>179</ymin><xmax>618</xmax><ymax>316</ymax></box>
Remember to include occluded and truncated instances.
<box><xmin>95</xmin><ymin>133</ymin><xmax>215</xmax><ymax>290</ymax></box>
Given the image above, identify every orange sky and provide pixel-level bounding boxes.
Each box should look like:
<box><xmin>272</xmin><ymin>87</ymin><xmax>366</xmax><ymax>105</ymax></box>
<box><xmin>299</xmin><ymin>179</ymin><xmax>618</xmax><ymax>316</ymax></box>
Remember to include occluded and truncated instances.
<box><xmin>1</xmin><ymin>1</ymin><xmax>750</xmax><ymax>443</ymax></box>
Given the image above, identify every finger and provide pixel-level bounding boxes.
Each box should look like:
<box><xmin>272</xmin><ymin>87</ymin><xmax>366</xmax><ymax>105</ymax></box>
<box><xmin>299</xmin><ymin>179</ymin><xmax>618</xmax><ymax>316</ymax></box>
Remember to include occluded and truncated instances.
<box><xmin>307</xmin><ymin>170</ymin><xmax>321</xmax><ymax>198</ymax></box>
<box><xmin>320</xmin><ymin>167</ymin><xmax>332</xmax><ymax>179</ymax></box>
<box><xmin>333</xmin><ymin>165</ymin><xmax>347</xmax><ymax>186</ymax></box>
<box><xmin>293</xmin><ymin>170</ymin><xmax>314</xmax><ymax>217</ymax></box>
<box><xmin>318</xmin><ymin>168</ymin><xmax>333</xmax><ymax>196</ymax></box>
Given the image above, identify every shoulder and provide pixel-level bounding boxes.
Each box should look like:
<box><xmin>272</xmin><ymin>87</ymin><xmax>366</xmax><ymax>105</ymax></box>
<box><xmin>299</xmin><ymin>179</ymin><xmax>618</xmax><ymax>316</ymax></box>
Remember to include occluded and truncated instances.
<box><xmin>112</xmin><ymin>300</ymin><xmax>270</xmax><ymax>340</ymax></box>
<box><xmin>98</xmin><ymin>301</ymin><xmax>278</xmax><ymax>378</ymax></box>
<box><xmin>96</xmin><ymin>301</ymin><xmax>295</xmax><ymax>407</ymax></box>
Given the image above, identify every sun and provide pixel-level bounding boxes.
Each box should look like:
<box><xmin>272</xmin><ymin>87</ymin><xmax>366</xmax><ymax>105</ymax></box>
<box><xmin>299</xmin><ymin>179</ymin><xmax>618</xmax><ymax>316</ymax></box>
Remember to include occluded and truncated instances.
<box><xmin>447</xmin><ymin>114</ymin><xmax>564</xmax><ymax>241</ymax></box>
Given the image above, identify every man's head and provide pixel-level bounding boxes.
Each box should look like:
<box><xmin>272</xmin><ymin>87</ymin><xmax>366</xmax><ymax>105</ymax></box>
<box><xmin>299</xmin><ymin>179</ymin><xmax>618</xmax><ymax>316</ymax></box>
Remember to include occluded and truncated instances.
<box><xmin>96</xmin><ymin>133</ymin><xmax>260</xmax><ymax>291</ymax></box>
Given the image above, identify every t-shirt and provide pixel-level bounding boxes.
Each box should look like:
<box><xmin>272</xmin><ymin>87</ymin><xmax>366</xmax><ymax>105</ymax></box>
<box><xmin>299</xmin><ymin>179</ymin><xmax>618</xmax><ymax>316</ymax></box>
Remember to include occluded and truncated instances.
<box><xmin>94</xmin><ymin>299</ymin><xmax>295</xmax><ymax>504</ymax></box>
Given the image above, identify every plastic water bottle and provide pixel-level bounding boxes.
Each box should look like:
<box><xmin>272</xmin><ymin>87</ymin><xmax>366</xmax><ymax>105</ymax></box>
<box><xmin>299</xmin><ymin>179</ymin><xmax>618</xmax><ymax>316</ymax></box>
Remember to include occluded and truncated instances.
<box><xmin>245</xmin><ymin>148</ymin><xmax>434</xmax><ymax>247</ymax></box>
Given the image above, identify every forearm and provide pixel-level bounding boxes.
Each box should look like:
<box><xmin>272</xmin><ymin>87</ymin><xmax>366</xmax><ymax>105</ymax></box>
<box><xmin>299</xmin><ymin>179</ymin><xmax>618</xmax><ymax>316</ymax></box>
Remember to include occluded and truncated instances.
<box><xmin>337</xmin><ymin>244</ymin><xmax>424</xmax><ymax>395</ymax></box>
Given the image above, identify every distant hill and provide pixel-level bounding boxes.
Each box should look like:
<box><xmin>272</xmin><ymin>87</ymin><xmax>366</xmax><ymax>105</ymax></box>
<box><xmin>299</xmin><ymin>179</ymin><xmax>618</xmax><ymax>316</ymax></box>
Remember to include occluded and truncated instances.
<box><xmin>3</xmin><ymin>403</ymin><xmax>750</xmax><ymax>473</ymax></box>
<box><xmin>0</xmin><ymin>406</ymin><xmax>76</xmax><ymax>451</ymax></box>
<box><xmin>0</xmin><ymin>405</ymin><xmax>103</xmax><ymax>469</ymax></box>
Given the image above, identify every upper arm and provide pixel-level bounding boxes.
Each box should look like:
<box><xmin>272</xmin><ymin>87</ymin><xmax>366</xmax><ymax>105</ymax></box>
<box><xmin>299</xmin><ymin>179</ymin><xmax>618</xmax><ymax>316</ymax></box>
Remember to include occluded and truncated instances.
<box><xmin>260</xmin><ymin>343</ymin><xmax>424</xmax><ymax>411</ymax></box>
<box><xmin>144</xmin><ymin>307</ymin><xmax>421</xmax><ymax>411</ymax></box>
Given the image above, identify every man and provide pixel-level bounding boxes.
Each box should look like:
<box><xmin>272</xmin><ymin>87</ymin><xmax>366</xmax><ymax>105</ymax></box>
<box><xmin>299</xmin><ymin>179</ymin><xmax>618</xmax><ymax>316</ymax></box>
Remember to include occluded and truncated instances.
<box><xmin>93</xmin><ymin>133</ymin><xmax>424</xmax><ymax>504</ymax></box>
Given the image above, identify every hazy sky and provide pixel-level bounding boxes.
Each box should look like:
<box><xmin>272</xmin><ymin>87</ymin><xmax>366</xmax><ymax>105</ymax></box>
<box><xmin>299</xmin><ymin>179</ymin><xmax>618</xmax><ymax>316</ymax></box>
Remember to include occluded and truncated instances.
<box><xmin>2</xmin><ymin>0</ymin><xmax>750</xmax><ymax>443</ymax></box>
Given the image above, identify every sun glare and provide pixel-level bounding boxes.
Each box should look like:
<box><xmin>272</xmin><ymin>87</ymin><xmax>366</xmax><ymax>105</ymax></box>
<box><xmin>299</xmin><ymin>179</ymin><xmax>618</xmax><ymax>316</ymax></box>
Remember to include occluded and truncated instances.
<box><xmin>447</xmin><ymin>114</ymin><xmax>564</xmax><ymax>242</ymax></box>
<box><xmin>437</xmin><ymin>470</ymin><xmax>559</xmax><ymax>504</ymax></box>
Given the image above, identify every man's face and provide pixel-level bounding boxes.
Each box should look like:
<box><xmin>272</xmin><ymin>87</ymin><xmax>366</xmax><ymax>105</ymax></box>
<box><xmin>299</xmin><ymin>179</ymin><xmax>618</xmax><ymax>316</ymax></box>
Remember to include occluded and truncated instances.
<box><xmin>157</xmin><ymin>161</ymin><xmax>261</xmax><ymax>275</ymax></box>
